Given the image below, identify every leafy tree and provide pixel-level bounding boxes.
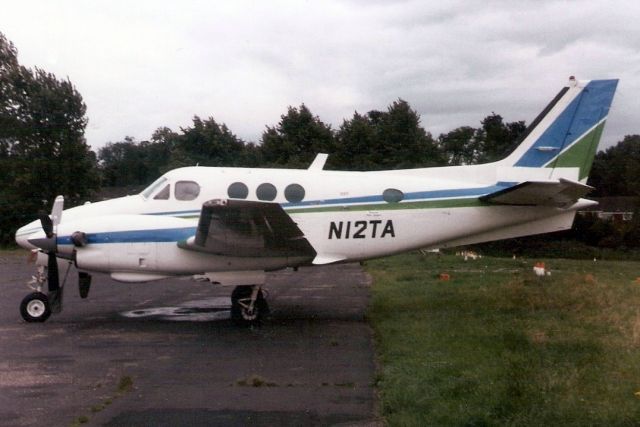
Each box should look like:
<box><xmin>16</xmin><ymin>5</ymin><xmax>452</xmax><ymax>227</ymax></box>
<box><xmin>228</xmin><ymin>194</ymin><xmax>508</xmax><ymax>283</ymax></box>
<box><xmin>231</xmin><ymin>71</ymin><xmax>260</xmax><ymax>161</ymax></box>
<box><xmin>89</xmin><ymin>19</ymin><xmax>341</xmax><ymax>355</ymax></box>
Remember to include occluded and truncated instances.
<box><xmin>261</xmin><ymin>104</ymin><xmax>335</xmax><ymax>168</ymax></box>
<box><xmin>588</xmin><ymin>135</ymin><xmax>640</xmax><ymax>197</ymax></box>
<box><xmin>476</xmin><ymin>113</ymin><xmax>526</xmax><ymax>163</ymax></box>
<box><xmin>97</xmin><ymin>118</ymin><xmax>253</xmax><ymax>187</ymax></box>
<box><xmin>437</xmin><ymin>114</ymin><xmax>526</xmax><ymax>166</ymax></box>
<box><xmin>334</xmin><ymin>100</ymin><xmax>443</xmax><ymax>170</ymax></box>
<box><xmin>438</xmin><ymin>126</ymin><xmax>478</xmax><ymax>165</ymax></box>
<box><xmin>98</xmin><ymin>137</ymin><xmax>150</xmax><ymax>187</ymax></box>
<box><xmin>145</xmin><ymin>126</ymin><xmax>179</xmax><ymax>176</ymax></box>
<box><xmin>376</xmin><ymin>100</ymin><xmax>443</xmax><ymax>169</ymax></box>
<box><xmin>333</xmin><ymin>112</ymin><xmax>377</xmax><ymax>170</ymax></box>
<box><xmin>174</xmin><ymin>116</ymin><xmax>246</xmax><ymax>167</ymax></box>
<box><xmin>0</xmin><ymin>32</ymin><xmax>98</xmax><ymax>243</ymax></box>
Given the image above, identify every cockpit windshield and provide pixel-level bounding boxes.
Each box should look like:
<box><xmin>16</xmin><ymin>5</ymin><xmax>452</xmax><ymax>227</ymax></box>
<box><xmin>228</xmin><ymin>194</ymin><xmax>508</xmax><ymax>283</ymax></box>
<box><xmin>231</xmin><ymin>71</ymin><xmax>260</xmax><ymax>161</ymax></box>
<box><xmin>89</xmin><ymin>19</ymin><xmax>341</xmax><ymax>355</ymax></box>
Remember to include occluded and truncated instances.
<box><xmin>140</xmin><ymin>177</ymin><xmax>168</xmax><ymax>199</ymax></box>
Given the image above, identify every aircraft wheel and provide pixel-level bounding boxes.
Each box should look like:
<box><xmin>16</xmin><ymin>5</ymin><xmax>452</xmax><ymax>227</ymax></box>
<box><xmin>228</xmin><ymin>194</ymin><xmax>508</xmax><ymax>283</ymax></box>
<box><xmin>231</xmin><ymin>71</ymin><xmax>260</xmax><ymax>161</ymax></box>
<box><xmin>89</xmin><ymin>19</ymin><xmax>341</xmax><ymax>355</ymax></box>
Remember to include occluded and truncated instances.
<box><xmin>231</xmin><ymin>285</ymin><xmax>268</xmax><ymax>326</ymax></box>
<box><xmin>20</xmin><ymin>292</ymin><xmax>51</xmax><ymax>323</ymax></box>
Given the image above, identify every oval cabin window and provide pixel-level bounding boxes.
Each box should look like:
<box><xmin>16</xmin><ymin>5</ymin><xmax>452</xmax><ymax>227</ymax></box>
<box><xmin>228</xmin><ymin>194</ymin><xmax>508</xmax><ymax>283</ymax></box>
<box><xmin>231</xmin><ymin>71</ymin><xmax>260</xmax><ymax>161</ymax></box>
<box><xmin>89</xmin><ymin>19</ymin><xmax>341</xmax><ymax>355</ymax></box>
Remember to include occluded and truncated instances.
<box><xmin>284</xmin><ymin>183</ymin><xmax>305</xmax><ymax>203</ymax></box>
<box><xmin>256</xmin><ymin>183</ymin><xmax>277</xmax><ymax>201</ymax></box>
<box><xmin>227</xmin><ymin>182</ymin><xmax>249</xmax><ymax>199</ymax></box>
<box><xmin>383</xmin><ymin>188</ymin><xmax>404</xmax><ymax>203</ymax></box>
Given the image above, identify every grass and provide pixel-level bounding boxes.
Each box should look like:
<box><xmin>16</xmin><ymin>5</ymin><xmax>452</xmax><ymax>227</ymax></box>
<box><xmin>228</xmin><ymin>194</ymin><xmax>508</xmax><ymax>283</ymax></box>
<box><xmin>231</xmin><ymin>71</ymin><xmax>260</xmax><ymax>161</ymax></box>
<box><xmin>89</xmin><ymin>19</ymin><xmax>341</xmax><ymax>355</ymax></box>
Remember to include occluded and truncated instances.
<box><xmin>367</xmin><ymin>252</ymin><xmax>640</xmax><ymax>426</ymax></box>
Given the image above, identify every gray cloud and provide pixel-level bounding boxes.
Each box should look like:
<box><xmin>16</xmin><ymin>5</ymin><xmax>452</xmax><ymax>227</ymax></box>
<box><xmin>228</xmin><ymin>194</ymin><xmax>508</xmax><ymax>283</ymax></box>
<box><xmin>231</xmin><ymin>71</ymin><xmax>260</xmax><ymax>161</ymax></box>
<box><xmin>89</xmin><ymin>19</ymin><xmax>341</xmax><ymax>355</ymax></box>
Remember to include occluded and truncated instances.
<box><xmin>1</xmin><ymin>0</ymin><xmax>638</xmax><ymax>150</ymax></box>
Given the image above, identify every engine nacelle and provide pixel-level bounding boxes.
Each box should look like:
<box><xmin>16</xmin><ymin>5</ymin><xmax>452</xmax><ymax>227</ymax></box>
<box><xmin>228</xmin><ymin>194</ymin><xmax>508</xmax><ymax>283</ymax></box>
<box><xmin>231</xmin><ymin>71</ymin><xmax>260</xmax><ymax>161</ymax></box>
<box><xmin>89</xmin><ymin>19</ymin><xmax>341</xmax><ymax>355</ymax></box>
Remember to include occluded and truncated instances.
<box><xmin>60</xmin><ymin>214</ymin><xmax>195</xmax><ymax>274</ymax></box>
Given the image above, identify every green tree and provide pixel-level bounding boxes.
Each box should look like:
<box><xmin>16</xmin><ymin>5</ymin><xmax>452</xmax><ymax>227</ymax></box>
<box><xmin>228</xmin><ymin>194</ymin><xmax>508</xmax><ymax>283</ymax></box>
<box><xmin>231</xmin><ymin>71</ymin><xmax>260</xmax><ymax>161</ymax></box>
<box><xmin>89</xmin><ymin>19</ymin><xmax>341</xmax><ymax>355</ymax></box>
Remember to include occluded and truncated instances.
<box><xmin>98</xmin><ymin>137</ymin><xmax>150</xmax><ymax>187</ymax></box>
<box><xmin>145</xmin><ymin>126</ymin><xmax>179</xmax><ymax>176</ymax></box>
<box><xmin>333</xmin><ymin>112</ymin><xmax>377</xmax><ymax>170</ymax></box>
<box><xmin>476</xmin><ymin>113</ymin><xmax>526</xmax><ymax>163</ymax></box>
<box><xmin>0</xmin><ymin>32</ymin><xmax>98</xmax><ymax>243</ymax></box>
<box><xmin>589</xmin><ymin>135</ymin><xmax>640</xmax><ymax>197</ymax></box>
<box><xmin>334</xmin><ymin>100</ymin><xmax>443</xmax><ymax>170</ymax></box>
<box><xmin>438</xmin><ymin>126</ymin><xmax>478</xmax><ymax>166</ymax></box>
<box><xmin>261</xmin><ymin>104</ymin><xmax>335</xmax><ymax>168</ymax></box>
<box><xmin>98</xmin><ymin>118</ymin><xmax>255</xmax><ymax>187</ymax></box>
<box><xmin>174</xmin><ymin>116</ymin><xmax>246</xmax><ymax>167</ymax></box>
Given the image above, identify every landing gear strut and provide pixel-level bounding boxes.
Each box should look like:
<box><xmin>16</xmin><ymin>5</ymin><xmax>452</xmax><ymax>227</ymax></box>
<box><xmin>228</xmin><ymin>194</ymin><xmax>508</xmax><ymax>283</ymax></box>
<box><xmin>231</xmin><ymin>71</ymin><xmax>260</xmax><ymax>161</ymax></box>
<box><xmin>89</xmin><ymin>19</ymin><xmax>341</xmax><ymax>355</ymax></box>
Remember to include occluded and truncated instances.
<box><xmin>230</xmin><ymin>285</ymin><xmax>269</xmax><ymax>326</ymax></box>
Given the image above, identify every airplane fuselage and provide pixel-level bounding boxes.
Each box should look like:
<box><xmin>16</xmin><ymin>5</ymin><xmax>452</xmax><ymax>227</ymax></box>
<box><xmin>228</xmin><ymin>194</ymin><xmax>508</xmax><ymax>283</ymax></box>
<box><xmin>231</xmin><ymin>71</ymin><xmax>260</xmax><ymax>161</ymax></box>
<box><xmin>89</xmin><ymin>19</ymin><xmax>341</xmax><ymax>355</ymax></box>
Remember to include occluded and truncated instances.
<box><xmin>16</xmin><ymin>163</ymin><xmax>589</xmax><ymax>282</ymax></box>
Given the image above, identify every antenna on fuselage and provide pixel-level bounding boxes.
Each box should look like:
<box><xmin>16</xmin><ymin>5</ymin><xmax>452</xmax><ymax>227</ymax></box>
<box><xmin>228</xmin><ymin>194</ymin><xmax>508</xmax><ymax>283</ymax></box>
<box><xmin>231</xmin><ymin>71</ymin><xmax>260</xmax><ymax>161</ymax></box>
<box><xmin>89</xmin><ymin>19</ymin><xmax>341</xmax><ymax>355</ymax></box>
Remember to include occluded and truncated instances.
<box><xmin>308</xmin><ymin>153</ymin><xmax>328</xmax><ymax>170</ymax></box>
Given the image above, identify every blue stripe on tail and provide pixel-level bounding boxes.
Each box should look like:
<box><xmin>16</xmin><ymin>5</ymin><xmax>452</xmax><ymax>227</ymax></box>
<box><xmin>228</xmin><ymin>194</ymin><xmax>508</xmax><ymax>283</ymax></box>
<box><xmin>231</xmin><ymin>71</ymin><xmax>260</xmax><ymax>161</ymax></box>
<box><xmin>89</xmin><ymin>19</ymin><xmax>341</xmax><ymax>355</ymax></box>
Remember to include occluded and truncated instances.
<box><xmin>514</xmin><ymin>79</ymin><xmax>618</xmax><ymax>167</ymax></box>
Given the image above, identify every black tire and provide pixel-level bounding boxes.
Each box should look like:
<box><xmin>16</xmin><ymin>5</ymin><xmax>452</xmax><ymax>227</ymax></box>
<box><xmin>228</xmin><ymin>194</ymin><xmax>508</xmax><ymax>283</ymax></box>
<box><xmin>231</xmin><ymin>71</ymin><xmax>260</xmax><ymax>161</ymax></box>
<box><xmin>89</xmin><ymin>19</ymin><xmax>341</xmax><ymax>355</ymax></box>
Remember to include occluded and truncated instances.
<box><xmin>20</xmin><ymin>292</ymin><xmax>51</xmax><ymax>323</ymax></box>
<box><xmin>230</xmin><ymin>285</ymin><xmax>268</xmax><ymax>326</ymax></box>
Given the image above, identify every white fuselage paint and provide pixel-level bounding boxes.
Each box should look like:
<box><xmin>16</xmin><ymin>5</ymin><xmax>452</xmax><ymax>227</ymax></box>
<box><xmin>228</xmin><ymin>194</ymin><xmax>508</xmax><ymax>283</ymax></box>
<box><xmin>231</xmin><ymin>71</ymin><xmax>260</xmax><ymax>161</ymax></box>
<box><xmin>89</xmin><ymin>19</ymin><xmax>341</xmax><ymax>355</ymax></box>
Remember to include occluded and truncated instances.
<box><xmin>15</xmin><ymin>164</ymin><xmax>586</xmax><ymax>281</ymax></box>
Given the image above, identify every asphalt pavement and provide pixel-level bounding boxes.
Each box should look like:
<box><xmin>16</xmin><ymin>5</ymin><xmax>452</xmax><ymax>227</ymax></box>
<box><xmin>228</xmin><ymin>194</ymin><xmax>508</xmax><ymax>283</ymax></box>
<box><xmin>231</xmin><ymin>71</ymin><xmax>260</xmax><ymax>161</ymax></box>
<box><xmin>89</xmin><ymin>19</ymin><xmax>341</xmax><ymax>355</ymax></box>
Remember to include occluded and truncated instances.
<box><xmin>0</xmin><ymin>252</ymin><xmax>377</xmax><ymax>426</ymax></box>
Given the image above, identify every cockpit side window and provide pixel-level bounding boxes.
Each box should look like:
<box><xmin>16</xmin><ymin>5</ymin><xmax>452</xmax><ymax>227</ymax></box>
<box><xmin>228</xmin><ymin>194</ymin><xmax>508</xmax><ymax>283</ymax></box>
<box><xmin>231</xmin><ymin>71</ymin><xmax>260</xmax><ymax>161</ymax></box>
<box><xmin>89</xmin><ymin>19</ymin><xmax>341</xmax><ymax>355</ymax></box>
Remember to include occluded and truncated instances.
<box><xmin>153</xmin><ymin>184</ymin><xmax>170</xmax><ymax>200</ymax></box>
<box><xmin>141</xmin><ymin>177</ymin><xmax>168</xmax><ymax>199</ymax></box>
<box><xmin>175</xmin><ymin>181</ymin><xmax>200</xmax><ymax>201</ymax></box>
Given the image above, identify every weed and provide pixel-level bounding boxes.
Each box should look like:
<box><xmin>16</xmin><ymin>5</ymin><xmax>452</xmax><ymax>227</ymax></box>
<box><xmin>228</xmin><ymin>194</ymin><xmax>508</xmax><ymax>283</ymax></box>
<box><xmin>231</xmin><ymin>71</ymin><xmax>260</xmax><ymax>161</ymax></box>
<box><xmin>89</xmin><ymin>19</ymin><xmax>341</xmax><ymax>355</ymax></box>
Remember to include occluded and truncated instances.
<box><xmin>77</xmin><ymin>415</ymin><xmax>89</xmax><ymax>424</ymax></box>
<box><xmin>237</xmin><ymin>374</ymin><xmax>276</xmax><ymax>387</ymax></box>
<box><xmin>117</xmin><ymin>375</ymin><xmax>133</xmax><ymax>393</ymax></box>
<box><xmin>334</xmin><ymin>382</ymin><xmax>355</xmax><ymax>388</ymax></box>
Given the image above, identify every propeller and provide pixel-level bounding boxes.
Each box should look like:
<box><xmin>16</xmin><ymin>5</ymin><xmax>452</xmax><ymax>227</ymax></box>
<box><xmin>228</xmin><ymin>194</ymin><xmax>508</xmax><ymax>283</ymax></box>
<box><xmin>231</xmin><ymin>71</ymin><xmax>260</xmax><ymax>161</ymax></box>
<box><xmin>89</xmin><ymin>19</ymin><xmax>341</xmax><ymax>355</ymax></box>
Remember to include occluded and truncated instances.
<box><xmin>28</xmin><ymin>195</ymin><xmax>93</xmax><ymax>305</ymax></box>
<box><xmin>28</xmin><ymin>196</ymin><xmax>65</xmax><ymax>312</ymax></box>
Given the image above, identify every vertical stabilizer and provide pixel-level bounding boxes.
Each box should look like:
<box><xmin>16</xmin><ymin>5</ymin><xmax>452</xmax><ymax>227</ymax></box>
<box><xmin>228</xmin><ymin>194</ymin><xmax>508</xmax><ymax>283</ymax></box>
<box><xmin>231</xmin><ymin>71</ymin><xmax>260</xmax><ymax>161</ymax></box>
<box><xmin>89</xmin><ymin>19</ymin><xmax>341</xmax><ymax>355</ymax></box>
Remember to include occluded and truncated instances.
<box><xmin>501</xmin><ymin>78</ymin><xmax>618</xmax><ymax>182</ymax></box>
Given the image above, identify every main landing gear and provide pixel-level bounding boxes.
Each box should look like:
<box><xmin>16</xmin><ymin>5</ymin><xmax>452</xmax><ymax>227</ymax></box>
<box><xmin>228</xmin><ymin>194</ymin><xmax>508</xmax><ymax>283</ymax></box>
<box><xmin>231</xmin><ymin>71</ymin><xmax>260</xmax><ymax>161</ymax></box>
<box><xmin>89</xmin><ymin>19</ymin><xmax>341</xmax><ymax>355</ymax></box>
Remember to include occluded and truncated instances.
<box><xmin>230</xmin><ymin>285</ymin><xmax>269</xmax><ymax>326</ymax></box>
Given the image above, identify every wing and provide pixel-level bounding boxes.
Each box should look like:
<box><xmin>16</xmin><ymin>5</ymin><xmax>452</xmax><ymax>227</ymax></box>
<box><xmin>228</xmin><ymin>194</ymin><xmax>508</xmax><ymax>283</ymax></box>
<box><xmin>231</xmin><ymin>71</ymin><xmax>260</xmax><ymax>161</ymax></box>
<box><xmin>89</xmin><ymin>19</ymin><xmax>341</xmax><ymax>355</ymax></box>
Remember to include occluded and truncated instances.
<box><xmin>480</xmin><ymin>178</ymin><xmax>594</xmax><ymax>208</ymax></box>
<box><xmin>178</xmin><ymin>199</ymin><xmax>316</xmax><ymax>258</ymax></box>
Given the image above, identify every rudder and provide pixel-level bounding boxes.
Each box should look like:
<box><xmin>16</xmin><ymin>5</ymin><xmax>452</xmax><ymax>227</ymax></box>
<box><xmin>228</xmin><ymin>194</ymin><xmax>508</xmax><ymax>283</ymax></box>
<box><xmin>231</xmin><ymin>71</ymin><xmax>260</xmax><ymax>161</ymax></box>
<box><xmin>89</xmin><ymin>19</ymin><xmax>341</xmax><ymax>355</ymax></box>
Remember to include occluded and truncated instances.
<box><xmin>502</xmin><ymin>78</ymin><xmax>618</xmax><ymax>182</ymax></box>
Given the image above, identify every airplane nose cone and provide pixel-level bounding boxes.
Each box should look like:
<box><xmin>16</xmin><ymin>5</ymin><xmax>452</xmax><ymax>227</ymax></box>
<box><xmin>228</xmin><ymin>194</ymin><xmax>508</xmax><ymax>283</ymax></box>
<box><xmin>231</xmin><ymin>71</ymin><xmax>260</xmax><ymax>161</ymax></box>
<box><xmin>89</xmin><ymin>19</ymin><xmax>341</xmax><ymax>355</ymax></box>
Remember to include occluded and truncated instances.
<box><xmin>15</xmin><ymin>221</ymin><xmax>42</xmax><ymax>250</ymax></box>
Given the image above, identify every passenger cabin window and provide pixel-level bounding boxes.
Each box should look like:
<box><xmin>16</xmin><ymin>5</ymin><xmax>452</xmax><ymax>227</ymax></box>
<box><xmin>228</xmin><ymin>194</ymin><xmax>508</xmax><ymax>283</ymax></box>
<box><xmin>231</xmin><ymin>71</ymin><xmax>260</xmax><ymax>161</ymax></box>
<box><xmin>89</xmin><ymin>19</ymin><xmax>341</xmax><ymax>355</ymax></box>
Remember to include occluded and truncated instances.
<box><xmin>284</xmin><ymin>183</ymin><xmax>305</xmax><ymax>203</ymax></box>
<box><xmin>383</xmin><ymin>188</ymin><xmax>404</xmax><ymax>203</ymax></box>
<box><xmin>227</xmin><ymin>182</ymin><xmax>249</xmax><ymax>199</ymax></box>
<box><xmin>256</xmin><ymin>183</ymin><xmax>277</xmax><ymax>201</ymax></box>
<box><xmin>154</xmin><ymin>184</ymin><xmax>170</xmax><ymax>200</ymax></box>
<box><xmin>140</xmin><ymin>177</ymin><xmax>168</xmax><ymax>199</ymax></box>
<box><xmin>175</xmin><ymin>181</ymin><xmax>200</xmax><ymax>201</ymax></box>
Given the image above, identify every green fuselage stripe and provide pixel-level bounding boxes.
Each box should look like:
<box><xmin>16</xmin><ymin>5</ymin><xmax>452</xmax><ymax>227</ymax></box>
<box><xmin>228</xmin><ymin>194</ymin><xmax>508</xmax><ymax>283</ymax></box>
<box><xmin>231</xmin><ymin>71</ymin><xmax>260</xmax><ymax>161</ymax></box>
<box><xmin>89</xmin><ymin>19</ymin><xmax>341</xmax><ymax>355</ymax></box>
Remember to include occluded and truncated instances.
<box><xmin>284</xmin><ymin>197</ymin><xmax>486</xmax><ymax>214</ymax></box>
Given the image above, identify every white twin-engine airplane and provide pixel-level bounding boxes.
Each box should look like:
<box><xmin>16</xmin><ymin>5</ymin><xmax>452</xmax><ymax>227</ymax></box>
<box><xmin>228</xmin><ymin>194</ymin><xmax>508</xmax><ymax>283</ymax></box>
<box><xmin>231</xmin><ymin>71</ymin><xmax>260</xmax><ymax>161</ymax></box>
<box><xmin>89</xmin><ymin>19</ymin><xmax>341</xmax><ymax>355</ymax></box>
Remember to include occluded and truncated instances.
<box><xmin>15</xmin><ymin>77</ymin><xmax>618</xmax><ymax>325</ymax></box>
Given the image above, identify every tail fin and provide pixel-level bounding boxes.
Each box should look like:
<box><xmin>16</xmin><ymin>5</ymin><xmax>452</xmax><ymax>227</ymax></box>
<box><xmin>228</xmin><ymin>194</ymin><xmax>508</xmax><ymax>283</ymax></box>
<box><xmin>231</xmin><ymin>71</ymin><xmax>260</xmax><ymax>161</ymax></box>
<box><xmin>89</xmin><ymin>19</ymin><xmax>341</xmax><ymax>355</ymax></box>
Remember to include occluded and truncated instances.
<box><xmin>501</xmin><ymin>77</ymin><xmax>618</xmax><ymax>182</ymax></box>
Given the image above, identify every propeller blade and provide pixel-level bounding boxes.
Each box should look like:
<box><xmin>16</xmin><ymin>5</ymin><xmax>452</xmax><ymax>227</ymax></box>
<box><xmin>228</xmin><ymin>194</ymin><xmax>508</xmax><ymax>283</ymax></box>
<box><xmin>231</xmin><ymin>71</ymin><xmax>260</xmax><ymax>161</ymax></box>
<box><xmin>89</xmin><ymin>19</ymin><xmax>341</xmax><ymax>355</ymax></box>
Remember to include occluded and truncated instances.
<box><xmin>47</xmin><ymin>253</ymin><xmax>60</xmax><ymax>292</ymax></box>
<box><xmin>27</xmin><ymin>237</ymin><xmax>57</xmax><ymax>253</ymax></box>
<box><xmin>40</xmin><ymin>215</ymin><xmax>54</xmax><ymax>238</ymax></box>
<box><xmin>51</xmin><ymin>195</ymin><xmax>64</xmax><ymax>227</ymax></box>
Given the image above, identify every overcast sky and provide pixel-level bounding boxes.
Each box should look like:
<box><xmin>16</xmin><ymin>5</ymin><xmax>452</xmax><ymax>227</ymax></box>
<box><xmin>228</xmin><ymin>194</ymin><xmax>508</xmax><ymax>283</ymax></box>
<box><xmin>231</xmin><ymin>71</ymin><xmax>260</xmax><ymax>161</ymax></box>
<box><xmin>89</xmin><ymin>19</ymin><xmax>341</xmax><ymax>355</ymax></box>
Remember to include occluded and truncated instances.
<box><xmin>1</xmin><ymin>0</ymin><xmax>639</xmax><ymax>151</ymax></box>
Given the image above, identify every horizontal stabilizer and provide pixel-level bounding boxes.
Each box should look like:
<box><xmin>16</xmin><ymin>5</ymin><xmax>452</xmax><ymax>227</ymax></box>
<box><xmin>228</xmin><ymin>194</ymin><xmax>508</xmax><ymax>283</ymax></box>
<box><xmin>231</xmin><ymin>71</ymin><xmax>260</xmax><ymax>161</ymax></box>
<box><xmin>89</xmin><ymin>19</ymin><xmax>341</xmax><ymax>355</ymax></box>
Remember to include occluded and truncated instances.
<box><xmin>480</xmin><ymin>178</ymin><xmax>593</xmax><ymax>208</ymax></box>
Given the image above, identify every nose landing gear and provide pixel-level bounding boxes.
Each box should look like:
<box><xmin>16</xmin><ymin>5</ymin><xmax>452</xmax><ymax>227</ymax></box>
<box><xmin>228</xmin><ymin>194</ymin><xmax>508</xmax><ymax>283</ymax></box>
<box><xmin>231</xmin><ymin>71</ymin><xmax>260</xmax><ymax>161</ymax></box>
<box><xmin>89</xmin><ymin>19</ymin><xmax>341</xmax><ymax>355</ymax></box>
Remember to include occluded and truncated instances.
<box><xmin>20</xmin><ymin>292</ymin><xmax>51</xmax><ymax>322</ymax></box>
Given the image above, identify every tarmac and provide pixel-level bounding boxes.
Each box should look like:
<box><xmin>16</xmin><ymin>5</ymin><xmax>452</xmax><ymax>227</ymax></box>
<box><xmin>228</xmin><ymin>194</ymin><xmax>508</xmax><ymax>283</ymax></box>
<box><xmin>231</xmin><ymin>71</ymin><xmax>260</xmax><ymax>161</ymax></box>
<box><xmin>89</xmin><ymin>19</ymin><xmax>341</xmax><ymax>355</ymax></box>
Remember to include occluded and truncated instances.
<box><xmin>0</xmin><ymin>252</ymin><xmax>377</xmax><ymax>426</ymax></box>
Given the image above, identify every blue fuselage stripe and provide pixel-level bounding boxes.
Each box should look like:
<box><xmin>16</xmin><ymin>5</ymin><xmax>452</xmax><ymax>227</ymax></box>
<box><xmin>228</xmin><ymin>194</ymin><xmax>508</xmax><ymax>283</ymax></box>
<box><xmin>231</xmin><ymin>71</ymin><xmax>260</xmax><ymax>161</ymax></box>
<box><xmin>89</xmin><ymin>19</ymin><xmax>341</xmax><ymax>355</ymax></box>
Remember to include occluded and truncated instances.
<box><xmin>145</xmin><ymin>182</ymin><xmax>515</xmax><ymax>214</ymax></box>
<box><xmin>57</xmin><ymin>227</ymin><xmax>196</xmax><ymax>245</ymax></box>
<box><xmin>56</xmin><ymin>182</ymin><xmax>516</xmax><ymax>245</ymax></box>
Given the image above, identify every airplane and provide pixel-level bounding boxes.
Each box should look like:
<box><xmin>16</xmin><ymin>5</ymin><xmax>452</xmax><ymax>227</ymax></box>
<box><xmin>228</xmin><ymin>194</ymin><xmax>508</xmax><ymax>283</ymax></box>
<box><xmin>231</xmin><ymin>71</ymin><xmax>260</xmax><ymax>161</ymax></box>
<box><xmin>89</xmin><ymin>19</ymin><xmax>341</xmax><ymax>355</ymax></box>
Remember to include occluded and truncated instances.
<box><xmin>14</xmin><ymin>77</ymin><xmax>618</xmax><ymax>325</ymax></box>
